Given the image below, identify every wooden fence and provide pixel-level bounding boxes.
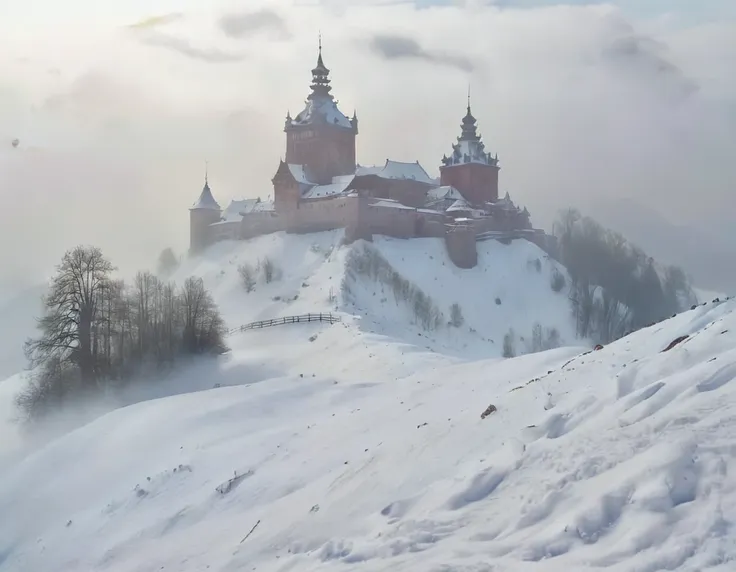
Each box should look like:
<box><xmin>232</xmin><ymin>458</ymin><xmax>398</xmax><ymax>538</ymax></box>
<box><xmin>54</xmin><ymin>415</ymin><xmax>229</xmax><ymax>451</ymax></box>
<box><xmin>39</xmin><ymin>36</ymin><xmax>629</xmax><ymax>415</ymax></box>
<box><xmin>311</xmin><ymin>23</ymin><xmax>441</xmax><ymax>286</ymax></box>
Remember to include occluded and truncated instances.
<box><xmin>229</xmin><ymin>313</ymin><xmax>341</xmax><ymax>334</ymax></box>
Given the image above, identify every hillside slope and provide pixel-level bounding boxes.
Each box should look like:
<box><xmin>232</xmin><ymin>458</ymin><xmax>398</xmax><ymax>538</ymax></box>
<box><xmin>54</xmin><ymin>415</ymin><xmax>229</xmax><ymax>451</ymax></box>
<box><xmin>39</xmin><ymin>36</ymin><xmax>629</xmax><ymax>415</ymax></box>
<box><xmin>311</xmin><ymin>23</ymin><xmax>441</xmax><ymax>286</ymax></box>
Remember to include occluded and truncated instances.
<box><xmin>1</xmin><ymin>291</ymin><xmax>734</xmax><ymax>571</ymax></box>
<box><xmin>170</xmin><ymin>230</ymin><xmax>580</xmax><ymax>362</ymax></box>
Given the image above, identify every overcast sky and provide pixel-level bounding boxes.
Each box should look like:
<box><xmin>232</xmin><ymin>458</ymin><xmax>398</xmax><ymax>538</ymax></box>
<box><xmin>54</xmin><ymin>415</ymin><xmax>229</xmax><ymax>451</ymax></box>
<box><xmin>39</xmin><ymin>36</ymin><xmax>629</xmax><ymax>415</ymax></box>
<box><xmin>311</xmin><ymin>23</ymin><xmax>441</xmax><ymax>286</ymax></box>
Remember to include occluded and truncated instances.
<box><xmin>0</xmin><ymin>0</ymin><xmax>734</xmax><ymax>291</ymax></box>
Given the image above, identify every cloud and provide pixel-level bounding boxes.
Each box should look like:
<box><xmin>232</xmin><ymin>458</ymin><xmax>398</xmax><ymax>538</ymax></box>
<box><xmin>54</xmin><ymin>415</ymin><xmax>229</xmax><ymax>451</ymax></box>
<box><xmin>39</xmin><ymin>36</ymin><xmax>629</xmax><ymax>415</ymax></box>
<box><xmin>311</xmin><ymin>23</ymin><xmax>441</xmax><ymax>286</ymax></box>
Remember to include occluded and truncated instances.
<box><xmin>368</xmin><ymin>33</ymin><xmax>474</xmax><ymax>71</ymax></box>
<box><xmin>597</xmin><ymin>17</ymin><xmax>699</xmax><ymax>99</ymax></box>
<box><xmin>136</xmin><ymin>31</ymin><xmax>245</xmax><ymax>63</ymax></box>
<box><xmin>0</xmin><ymin>0</ymin><xmax>735</xmax><ymax>295</ymax></box>
<box><xmin>127</xmin><ymin>13</ymin><xmax>184</xmax><ymax>30</ymax></box>
<box><xmin>218</xmin><ymin>9</ymin><xmax>291</xmax><ymax>40</ymax></box>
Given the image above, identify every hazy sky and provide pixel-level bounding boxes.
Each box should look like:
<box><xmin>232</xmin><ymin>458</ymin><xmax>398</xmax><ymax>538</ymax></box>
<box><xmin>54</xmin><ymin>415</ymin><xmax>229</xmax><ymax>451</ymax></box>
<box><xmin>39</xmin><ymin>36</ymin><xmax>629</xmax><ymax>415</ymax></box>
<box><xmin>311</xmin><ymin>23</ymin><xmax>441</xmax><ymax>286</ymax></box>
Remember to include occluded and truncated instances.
<box><xmin>0</xmin><ymin>0</ymin><xmax>734</xmax><ymax>290</ymax></box>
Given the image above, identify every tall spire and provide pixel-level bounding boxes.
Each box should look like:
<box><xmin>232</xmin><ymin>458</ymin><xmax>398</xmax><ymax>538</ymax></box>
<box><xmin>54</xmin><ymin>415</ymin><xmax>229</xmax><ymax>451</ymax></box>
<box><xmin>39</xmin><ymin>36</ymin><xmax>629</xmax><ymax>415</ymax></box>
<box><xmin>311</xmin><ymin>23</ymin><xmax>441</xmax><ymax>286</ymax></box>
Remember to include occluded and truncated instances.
<box><xmin>309</xmin><ymin>33</ymin><xmax>332</xmax><ymax>100</ymax></box>
<box><xmin>460</xmin><ymin>89</ymin><xmax>479</xmax><ymax>142</ymax></box>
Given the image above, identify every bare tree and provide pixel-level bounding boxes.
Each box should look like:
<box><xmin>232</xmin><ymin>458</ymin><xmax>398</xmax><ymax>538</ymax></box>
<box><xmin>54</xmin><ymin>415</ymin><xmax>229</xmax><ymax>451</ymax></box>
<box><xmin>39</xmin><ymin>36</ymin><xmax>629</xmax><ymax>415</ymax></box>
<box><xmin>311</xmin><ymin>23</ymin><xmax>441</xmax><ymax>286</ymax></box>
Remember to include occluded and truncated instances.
<box><xmin>157</xmin><ymin>247</ymin><xmax>179</xmax><ymax>278</ymax></box>
<box><xmin>180</xmin><ymin>277</ymin><xmax>227</xmax><ymax>354</ymax></box>
<box><xmin>25</xmin><ymin>246</ymin><xmax>115</xmax><ymax>386</ymax></box>
<box><xmin>18</xmin><ymin>247</ymin><xmax>228</xmax><ymax>422</ymax></box>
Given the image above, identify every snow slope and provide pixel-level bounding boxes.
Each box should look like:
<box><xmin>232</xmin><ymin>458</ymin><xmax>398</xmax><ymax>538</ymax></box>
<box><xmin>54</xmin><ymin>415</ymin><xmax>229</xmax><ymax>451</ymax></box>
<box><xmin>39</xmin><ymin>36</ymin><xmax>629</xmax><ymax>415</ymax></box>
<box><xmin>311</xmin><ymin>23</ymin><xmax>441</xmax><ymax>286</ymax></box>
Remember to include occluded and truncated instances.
<box><xmin>2</xmin><ymin>233</ymin><xmax>735</xmax><ymax>571</ymax></box>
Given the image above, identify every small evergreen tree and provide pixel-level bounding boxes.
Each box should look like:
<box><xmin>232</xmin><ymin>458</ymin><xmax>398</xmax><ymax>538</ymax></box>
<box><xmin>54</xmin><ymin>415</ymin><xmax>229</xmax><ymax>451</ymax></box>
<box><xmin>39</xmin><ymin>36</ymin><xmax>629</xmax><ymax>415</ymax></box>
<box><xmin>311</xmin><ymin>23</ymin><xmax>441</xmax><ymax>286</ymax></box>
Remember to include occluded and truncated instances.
<box><xmin>157</xmin><ymin>247</ymin><xmax>179</xmax><ymax>277</ymax></box>
<box><xmin>449</xmin><ymin>303</ymin><xmax>464</xmax><ymax>327</ymax></box>
<box><xmin>503</xmin><ymin>329</ymin><xmax>516</xmax><ymax>358</ymax></box>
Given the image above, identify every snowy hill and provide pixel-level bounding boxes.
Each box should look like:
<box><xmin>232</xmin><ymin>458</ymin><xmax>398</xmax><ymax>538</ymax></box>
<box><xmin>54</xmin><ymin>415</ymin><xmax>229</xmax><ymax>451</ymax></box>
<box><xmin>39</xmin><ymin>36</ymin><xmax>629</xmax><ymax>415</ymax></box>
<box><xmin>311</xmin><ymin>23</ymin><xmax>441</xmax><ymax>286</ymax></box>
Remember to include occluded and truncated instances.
<box><xmin>2</xmin><ymin>233</ymin><xmax>735</xmax><ymax>571</ymax></box>
<box><xmin>169</xmin><ymin>230</ymin><xmax>579</xmax><ymax>362</ymax></box>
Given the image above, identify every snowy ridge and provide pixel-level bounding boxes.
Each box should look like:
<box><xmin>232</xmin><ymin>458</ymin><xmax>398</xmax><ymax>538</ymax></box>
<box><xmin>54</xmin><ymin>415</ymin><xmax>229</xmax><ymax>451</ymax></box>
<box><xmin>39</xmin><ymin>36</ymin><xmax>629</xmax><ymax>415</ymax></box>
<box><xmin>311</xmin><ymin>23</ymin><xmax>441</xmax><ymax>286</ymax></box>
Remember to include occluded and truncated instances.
<box><xmin>1</xmin><ymin>232</ymin><xmax>735</xmax><ymax>571</ymax></box>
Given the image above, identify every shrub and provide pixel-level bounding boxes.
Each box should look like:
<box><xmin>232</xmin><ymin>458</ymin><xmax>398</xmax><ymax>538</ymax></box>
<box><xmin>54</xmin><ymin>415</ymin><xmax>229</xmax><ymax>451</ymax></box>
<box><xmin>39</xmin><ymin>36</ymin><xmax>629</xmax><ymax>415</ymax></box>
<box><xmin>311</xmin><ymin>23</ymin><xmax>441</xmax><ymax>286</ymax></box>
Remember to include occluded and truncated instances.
<box><xmin>503</xmin><ymin>329</ymin><xmax>516</xmax><ymax>358</ymax></box>
<box><xmin>238</xmin><ymin>263</ymin><xmax>256</xmax><ymax>292</ymax></box>
<box><xmin>449</xmin><ymin>303</ymin><xmax>464</xmax><ymax>328</ymax></box>
<box><xmin>550</xmin><ymin>268</ymin><xmax>566</xmax><ymax>292</ymax></box>
<box><xmin>344</xmin><ymin>245</ymin><xmax>445</xmax><ymax>331</ymax></box>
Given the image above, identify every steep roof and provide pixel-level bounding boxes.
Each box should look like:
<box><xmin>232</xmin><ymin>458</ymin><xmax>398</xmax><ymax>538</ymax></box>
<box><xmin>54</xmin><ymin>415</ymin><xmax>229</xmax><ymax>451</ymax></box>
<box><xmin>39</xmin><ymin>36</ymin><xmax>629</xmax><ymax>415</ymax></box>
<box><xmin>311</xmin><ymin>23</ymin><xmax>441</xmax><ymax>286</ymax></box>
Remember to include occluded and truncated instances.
<box><xmin>191</xmin><ymin>180</ymin><xmax>220</xmax><ymax>211</ymax></box>
<box><xmin>356</xmin><ymin>160</ymin><xmax>434</xmax><ymax>185</ymax></box>
<box><xmin>286</xmin><ymin>42</ymin><xmax>354</xmax><ymax>131</ymax></box>
<box><xmin>441</xmin><ymin>100</ymin><xmax>499</xmax><ymax>169</ymax></box>
<box><xmin>446</xmin><ymin>198</ymin><xmax>472</xmax><ymax>213</ymax></box>
<box><xmin>302</xmin><ymin>178</ymin><xmax>353</xmax><ymax>199</ymax></box>
<box><xmin>427</xmin><ymin>185</ymin><xmax>463</xmax><ymax>201</ymax></box>
<box><xmin>290</xmin><ymin>98</ymin><xmax>353</xmax><ymax>129</ymax></box>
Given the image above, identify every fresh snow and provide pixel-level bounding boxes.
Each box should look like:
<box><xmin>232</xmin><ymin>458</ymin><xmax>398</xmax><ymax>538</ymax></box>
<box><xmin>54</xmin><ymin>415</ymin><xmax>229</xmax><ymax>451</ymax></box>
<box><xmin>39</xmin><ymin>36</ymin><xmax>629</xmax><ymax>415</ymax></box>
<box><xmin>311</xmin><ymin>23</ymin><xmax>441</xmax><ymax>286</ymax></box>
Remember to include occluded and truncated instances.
<box><xmin>1</xmin><ymin>231</ymin><xmax>735</xmax><ymax>572</ymax></box>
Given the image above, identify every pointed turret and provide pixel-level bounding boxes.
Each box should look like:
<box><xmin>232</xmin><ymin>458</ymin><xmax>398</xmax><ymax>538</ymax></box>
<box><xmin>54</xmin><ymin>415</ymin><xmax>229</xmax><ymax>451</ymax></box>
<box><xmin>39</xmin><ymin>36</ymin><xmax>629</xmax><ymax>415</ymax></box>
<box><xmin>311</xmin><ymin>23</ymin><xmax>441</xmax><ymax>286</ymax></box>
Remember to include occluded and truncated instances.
<box><xmin>189</xmin><ymin>167</ymin><xmax>222</xmax><ymax>255</ymax></box>
<box><xmin>439</xmin><ymin>91</ymin><xmax>500</xmax><ymax>204</ymax></box>
<box><xmin>190</xmin><ymin>171</ymin><xmax>220</xmax><ymax>211</ymax></box>
<box><xmin>459</xmin><ymin>90</ymin><xmax>481</xmax><ymax>142</ymax></box>
<box><xmin>309</xmin><ymin>34</ymin><xmax>333</xmax><ymax>100</ymax></box>
<box><xmin>282</xmin><ymin>34</ymin><xmax>357</xmax><ymax>184</ymax></box>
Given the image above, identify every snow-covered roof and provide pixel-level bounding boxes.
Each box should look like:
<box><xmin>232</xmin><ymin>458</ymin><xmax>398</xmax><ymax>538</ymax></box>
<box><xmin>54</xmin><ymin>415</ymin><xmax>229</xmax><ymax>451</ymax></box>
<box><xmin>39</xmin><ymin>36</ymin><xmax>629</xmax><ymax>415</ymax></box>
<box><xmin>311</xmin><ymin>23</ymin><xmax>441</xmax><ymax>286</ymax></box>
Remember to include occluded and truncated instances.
<box><xmin>370</xmin><ymin>199</ymin><xmax>416</xmax><ymax>210</ymax></box>
<box><xmin>355</xmin><ymin>164</ymin><xmax>383</xmax><ymax>177</ymax></box>
<box><xmin>287</xmin><ymin>164</ymin><xmax>311</xmax><ymax>185</ymax></box>
<box><xmin>356</xmin><ymin>160</ymin><xmax>434</xmax><ymax>185</ymax></box>
<box><xmin>446</xmin><ymin>198</ymin><xmax>472</xmax><ymax>213</ymax></box>
<box><xmin>219</xmin><ymin>199</ymin><xmax>275</xmax><ymax>223</ymax></box>
<box><xmin>332</xmin><ymin>174</ymin><xmax>355</xmax><ymax>185</ymax></box>
<box><xmin>302</xmin><ymin>180</ymin><xmax>352</xmax><ymax>199</ymax></box>
<box><xmin>427</xmin><ymin>185</ymin><xmax>463</xmax><ymax>201</ymax></box>
<box><xmin>290</xmin><ymin>97</ymin><xmax>352</xmax><ymax>129</ymax></box>
<box><xmin>191</xmin><ymin>181</ymin><xmax>220</xmax><ymax>211</ymax></box>
<box><xmin>441</xmin><ymin>104</ymin><xmax>499</xmax><ymax>169</ymax></box>
<box><xmin>443</xmin><ymin>139</ymin><xmax>498</xmax><ymax>168</ymax></box>
<box><xmin>221</xmin><ymin>199</ymin><xmax>256</xmax><ymax>222</ymax></box>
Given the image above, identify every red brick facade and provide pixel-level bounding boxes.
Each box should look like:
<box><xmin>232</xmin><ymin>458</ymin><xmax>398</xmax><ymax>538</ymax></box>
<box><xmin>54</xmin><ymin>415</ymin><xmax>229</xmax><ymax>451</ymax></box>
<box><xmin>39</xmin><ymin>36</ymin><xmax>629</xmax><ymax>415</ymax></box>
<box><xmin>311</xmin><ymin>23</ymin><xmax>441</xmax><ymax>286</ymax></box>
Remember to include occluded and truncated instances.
<box><xmin>440</xmin><ymin>162</ymin><xmax>499</xmax><ymax>205</ymax></box>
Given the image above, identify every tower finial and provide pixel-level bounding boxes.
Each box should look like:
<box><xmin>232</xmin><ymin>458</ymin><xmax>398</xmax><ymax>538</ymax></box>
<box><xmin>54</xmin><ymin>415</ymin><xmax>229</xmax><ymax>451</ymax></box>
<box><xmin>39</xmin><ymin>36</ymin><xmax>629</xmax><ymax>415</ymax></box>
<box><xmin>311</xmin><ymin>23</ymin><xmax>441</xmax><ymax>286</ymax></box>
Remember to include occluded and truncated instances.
<box><xmin>467</xmin><ymin>84</ymin><xmax>471</xmax><ymax>112</ymax></box>
<box><xmin>205</xmin><ymin>160</ymin><xmax>209</xmax><ymax>185</ymax></box>
<box><xmin>319</xmin><ymin>31</ymin><xmax>322</xmax><ymax>54</ymax></box>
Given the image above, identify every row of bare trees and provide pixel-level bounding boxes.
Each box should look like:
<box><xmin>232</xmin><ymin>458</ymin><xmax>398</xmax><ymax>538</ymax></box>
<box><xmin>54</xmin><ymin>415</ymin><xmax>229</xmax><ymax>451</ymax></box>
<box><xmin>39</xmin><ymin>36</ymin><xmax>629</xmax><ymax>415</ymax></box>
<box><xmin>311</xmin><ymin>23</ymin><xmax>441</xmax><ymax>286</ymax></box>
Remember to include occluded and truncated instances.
<box><xmin>554</xmin><ymin>209</ymin><xmax>697</xmax><ymax>343</ymax></box>
<box><xmin>18</xmin><ymin>246</ymin><xmax>227</xmax><ymax>421</ymax></box>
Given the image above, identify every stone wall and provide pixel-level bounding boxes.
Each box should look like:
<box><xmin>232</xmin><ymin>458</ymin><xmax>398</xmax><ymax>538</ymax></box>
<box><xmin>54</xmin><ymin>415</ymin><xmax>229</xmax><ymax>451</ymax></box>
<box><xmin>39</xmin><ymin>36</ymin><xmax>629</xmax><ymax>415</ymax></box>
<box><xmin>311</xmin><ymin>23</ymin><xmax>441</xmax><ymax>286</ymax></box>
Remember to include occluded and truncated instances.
<box><xmin>286</xmin><ymin>195</ymin><xmax>356</xmax><ymax>234</ymax></box>
<box><xmin>445</xmin><ymin>225</ymin><xmax>478</xmax><ymax>268</ymax></box>
<box><xmin>240</xmin><ymin>212</ymin><xmax>285</xmax><ymax>239</ymax></box>
<box><xmin>367</xmin><ymin>204</ymin><xmax>417</xmax><ymax>238</ymax></box>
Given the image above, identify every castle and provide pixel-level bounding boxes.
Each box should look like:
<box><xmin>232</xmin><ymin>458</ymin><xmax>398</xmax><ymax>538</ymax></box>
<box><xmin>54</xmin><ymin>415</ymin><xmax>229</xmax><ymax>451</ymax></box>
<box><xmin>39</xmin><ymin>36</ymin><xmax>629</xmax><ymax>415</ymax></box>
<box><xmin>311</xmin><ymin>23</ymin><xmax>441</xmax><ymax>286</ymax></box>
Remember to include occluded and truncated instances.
<box><xmin>190</xmin><ymin>42</ymin><xmax>552</xmax><ymax>268</ymax></box>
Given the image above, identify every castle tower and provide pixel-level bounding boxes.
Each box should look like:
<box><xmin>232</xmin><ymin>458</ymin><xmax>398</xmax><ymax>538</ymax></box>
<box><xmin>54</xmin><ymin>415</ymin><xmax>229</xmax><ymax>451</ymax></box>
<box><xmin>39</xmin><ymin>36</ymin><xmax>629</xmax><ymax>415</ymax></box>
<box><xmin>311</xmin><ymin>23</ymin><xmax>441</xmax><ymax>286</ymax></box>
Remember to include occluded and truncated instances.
<box><xmin>281</xmin><ymin>37</ymin><xmax>357</xmax><ymax>186</ymax></box>
<box><xmin>189</xmin><ymin>170</ymin><xmax>221</xmax><ymax>254</ymax></box>
<box><xmin>439</xmin><ymin>93</ymin><xmax>500</xmax><ymax>205</ymax></box>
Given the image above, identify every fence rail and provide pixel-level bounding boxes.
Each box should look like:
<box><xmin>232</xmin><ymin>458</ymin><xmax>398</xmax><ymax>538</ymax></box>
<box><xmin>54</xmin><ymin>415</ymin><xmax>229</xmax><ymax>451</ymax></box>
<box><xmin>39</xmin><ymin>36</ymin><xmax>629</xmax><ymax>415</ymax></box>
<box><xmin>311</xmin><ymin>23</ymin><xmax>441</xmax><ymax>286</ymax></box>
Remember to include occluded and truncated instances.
<box><xmin>229</xmin><ymin>313</ymin><xmax>341</xmax><ymax>334</ymax></box>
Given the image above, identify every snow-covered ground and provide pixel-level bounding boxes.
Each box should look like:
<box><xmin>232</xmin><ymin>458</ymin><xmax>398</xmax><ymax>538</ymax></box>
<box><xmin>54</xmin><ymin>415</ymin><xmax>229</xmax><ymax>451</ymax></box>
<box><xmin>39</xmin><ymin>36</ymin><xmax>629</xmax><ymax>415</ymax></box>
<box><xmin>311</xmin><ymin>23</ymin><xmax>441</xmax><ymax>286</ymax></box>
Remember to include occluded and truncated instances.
<box><xmin>1</xmin><ymin>232</ymin><xmax>735</xmax><ymax>571</ymax></box>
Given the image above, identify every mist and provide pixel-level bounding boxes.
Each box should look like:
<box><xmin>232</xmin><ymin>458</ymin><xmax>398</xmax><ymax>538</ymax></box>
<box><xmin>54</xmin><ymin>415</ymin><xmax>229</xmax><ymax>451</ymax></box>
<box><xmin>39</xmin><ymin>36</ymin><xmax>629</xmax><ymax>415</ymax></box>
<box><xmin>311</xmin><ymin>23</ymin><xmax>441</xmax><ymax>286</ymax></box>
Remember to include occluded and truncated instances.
<box><xmin>0</xmin><ymin>0</ymin><xmax>735</xmax><ymax>293</ymax></box>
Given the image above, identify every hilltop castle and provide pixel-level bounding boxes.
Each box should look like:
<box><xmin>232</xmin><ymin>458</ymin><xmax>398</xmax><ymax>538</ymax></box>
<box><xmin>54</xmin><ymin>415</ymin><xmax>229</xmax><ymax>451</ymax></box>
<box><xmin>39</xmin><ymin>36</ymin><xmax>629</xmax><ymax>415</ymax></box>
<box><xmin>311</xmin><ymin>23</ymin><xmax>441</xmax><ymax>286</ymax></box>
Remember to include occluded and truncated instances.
<box><xmin>190</xmin><ymin>42</ymin><xmax>552</xmax><ymax>268</ymax></box>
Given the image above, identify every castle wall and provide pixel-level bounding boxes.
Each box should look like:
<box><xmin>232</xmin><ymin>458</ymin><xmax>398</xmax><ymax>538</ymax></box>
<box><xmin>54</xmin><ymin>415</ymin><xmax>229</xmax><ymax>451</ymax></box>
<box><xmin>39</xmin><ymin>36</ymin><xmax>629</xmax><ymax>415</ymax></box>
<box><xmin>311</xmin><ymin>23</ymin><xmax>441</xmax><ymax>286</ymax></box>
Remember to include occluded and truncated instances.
<box><xmin>367</xmin><ymin>204</ymin><xmax>417</xmax><ymax>239</ymax></box>
<box><xmin>445</xmin><ymin>225</ymin><xmax>478</xmax><ymax>268</ymax></box>
<box><xmin>240</xmin><ymin>212</ymin><xmax>285</xmax><ymax>239</ymax></box>
<box><xmin>440</xmin><ymin>163</ymin><xmax>499</xmax><ymax>205</ymax></box>
<box><xmin>286</xmin><ymin>195</ymin><xmax>356</xmax><ymax>234</ymax></box>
